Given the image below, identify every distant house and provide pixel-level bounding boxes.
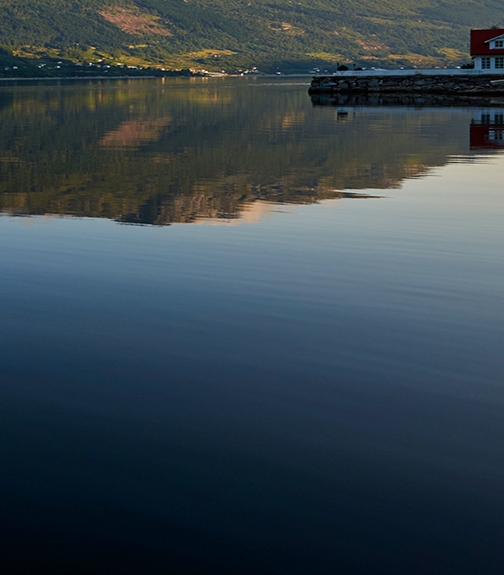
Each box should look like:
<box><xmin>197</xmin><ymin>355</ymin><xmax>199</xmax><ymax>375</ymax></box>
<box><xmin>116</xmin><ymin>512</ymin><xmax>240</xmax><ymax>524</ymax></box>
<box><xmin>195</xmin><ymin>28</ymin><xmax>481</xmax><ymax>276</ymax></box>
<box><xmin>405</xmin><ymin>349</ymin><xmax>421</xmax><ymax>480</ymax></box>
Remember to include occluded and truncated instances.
<box><xmin>471</xmin><ymin>28</ymin><xmax>504</xmax><ymax>71</ymax></box>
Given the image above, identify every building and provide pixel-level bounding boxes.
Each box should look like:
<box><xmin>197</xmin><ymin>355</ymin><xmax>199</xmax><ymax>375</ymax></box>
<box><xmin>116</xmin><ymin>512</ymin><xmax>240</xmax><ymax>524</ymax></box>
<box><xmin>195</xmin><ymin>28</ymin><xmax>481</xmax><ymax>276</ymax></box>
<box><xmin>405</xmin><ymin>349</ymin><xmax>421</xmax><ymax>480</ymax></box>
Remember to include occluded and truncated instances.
<box><xmin>471</xmin><ymin>28</ymin><xmax>504</xmax><ymax>72</ymax></box>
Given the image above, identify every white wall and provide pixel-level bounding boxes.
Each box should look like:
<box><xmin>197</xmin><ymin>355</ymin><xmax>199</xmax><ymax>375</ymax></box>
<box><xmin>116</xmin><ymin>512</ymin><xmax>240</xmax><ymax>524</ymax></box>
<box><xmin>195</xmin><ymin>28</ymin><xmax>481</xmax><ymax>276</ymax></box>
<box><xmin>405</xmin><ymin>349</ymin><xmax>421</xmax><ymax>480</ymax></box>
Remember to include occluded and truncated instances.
<box><xmin>473</xmin><ymin>56</ymin><xmax>504</xmax><ymax>72</ymax></box>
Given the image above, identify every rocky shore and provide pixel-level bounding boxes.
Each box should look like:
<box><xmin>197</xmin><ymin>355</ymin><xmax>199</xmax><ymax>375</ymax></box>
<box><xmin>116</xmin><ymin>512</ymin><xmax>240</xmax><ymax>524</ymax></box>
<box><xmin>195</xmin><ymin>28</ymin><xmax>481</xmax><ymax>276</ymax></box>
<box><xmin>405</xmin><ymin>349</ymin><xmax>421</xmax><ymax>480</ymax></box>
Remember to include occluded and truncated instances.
<box><xmin>309</xmin><ymin>73</ymin><xmax>504</xmax><ymax>96</ymax></box>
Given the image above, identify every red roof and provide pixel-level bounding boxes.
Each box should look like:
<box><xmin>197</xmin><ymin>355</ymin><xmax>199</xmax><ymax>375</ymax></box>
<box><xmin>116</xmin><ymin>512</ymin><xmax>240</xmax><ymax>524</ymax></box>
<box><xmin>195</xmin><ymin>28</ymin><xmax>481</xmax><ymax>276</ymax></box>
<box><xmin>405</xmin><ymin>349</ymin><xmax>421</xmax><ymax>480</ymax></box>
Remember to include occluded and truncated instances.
<box><xmin>471</xmin><ymin>29</ymin><xmax>504</xmax><ymax>56</ymax></box>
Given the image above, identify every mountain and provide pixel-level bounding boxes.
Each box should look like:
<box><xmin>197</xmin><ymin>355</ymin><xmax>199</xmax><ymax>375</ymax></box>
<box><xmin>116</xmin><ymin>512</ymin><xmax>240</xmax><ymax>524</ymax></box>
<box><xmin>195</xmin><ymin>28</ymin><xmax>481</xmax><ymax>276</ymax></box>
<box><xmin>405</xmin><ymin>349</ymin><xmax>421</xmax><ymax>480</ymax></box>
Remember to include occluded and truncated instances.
<box><xmin>0</xmin><ymin>0</ymin><xmax>503</xmax><ymax>72</ymax></box>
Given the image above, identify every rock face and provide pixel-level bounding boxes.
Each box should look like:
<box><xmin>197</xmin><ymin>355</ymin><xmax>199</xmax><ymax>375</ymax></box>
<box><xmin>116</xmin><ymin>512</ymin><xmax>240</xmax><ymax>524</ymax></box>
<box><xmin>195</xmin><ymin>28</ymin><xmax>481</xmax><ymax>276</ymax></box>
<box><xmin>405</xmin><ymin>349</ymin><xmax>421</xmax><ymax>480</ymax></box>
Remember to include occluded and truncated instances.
<box><xmin>309</xmin><ymin>74</ymin><xmax>504</xmax><ymax>95</ymax></box>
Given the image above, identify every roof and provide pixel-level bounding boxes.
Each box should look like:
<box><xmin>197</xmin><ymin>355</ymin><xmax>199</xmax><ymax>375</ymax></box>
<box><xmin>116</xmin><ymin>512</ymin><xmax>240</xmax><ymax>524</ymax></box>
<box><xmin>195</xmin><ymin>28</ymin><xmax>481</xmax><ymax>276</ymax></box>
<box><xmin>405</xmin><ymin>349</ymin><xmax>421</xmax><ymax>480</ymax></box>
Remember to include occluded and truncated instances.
<box><xmin>471</xmin><ymin>28</ymin><xmax>504</xmax><ymax>56</ymax></box>
<box><xmin>484</xmin><ymin>33</ymin><xmax>504</xmax><ymax>44</ymax></box>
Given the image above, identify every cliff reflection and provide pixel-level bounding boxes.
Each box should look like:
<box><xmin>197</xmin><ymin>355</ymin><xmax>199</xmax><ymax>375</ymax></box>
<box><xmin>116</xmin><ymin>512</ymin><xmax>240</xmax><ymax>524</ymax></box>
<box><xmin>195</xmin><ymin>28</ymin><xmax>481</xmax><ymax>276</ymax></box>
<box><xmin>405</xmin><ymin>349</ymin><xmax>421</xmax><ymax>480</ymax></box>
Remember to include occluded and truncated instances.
<box><xmin>0</xmin><ymin>79</ymin><xmax>487</xmax><ymax>225</ymax></box>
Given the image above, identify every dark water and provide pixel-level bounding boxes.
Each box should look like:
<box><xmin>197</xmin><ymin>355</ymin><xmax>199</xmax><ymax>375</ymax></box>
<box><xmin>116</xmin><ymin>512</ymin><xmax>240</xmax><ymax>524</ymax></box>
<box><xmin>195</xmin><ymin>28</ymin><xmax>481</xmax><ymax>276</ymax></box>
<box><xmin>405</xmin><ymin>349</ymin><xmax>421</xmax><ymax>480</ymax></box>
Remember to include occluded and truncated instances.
<box><xmin>1</xmin><ymin>78</ymin><xmax>503</xmax><ymax>574</ymax></box>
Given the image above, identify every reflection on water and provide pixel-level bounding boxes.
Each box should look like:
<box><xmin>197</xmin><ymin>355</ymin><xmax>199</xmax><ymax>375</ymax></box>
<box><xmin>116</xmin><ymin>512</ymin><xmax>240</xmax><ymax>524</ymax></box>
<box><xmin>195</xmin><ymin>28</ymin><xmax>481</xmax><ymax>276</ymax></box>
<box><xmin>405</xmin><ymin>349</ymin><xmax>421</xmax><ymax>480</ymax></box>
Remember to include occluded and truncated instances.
<box><xmin>470</xmin><ymin>108</ymin><xmax>504</xmax><ymax>150</ymax></box>
<box><xmin>1</xmin><ymin>79</ymin><xmax>504</xmax><ymax>575</ymax></box>
<box><xmin>310</xmin><ymin>92</ymin><xmax>504</xmax><ymax>109</ymax></box>
<box><xmin>100</xmin><ymin>116</ymin><xmax>172</xmax><ymax>149</ymax></box>
<box><xmin>0</xmin><ymin>78</ymin><xmax>500</xmax><ymax>225</ymax></box>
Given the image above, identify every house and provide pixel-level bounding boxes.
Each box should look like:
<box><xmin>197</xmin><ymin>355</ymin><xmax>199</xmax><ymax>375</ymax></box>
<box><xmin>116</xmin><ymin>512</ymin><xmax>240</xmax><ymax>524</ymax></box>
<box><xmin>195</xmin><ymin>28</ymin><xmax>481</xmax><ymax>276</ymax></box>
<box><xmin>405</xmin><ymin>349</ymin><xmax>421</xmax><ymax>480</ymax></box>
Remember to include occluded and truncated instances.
<box><xmin>471</xmin><ymin>28</ymin><xmax>504</xmax><ymax>72</ymax></box>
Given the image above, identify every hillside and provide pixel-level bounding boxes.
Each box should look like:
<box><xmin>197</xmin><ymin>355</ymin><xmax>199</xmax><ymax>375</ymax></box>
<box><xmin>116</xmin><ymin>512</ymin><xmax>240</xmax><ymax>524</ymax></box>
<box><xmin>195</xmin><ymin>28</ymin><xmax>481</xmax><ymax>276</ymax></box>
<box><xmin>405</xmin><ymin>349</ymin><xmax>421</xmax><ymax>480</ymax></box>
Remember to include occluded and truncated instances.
<box><xmin>0</xmin><ymin>0</ymin><xmax>503</xmax><ymax>72</ymax></box>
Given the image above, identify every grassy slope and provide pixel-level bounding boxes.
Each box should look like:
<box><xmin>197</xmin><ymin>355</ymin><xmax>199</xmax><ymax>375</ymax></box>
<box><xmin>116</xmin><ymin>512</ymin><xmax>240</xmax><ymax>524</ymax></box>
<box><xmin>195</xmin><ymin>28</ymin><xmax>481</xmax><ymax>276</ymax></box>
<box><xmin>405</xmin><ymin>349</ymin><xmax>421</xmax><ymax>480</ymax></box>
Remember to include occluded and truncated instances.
<box><xmin>0</xmin><ymin>0</ymin><xmax>503</xmax><ymax>71</ymax></box>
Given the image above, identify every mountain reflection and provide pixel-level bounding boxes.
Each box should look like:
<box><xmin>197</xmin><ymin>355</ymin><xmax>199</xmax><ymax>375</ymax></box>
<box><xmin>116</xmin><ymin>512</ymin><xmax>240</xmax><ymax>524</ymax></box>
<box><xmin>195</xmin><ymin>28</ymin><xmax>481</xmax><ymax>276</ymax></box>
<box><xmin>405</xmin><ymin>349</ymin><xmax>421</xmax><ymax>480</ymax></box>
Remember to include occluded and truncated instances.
<box><xmin>0</xmin><ymin>78</ymin><xmax>495</xmax><ymax>225</ymax></box>
<box><xmin>101</xmin><ymin>117</ymin><xmax>172</xmax><ymax>149</ymax></box>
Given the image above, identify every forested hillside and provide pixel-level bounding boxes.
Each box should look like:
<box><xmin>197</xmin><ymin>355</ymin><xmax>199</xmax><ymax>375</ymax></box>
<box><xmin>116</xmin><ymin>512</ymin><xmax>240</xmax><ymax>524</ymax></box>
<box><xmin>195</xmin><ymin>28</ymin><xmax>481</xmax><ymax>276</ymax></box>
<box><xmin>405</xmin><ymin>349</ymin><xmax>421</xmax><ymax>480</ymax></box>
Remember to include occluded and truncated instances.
<box><xmin>0</xmin><ymin>0</ymin><xmax>503</xmax><ymax>72</ymax></box>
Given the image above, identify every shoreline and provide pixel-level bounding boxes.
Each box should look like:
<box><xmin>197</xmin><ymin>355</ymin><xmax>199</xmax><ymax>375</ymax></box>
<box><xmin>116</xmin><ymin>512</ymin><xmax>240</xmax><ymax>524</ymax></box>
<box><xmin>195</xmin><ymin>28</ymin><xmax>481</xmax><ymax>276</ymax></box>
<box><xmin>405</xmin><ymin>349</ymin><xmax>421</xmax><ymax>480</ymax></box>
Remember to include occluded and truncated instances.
<box><xmin>0</xmin><ymin>75</ymin><xmax>170</xmax><ymax>82</ymax></box>
<box><xmin>0</xmin><ymin>73</ymin><xmax>317</xmax><ymax>83</ymax></box>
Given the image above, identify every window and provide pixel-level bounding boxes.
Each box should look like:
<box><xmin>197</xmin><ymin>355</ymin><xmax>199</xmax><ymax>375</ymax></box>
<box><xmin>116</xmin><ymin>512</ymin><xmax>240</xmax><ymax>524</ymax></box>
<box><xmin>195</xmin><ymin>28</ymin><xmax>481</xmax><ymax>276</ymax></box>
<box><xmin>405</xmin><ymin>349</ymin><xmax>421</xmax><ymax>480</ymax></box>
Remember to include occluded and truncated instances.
<box><xmin>482</xmin><ymin>57</ymin><xmax>491</xmax><ymax>69</ymax></box>
<box><xmin>495</xmin><ymin>114</ymin><xmax>504</xmax><ymax>125</ymax></box>
<box><xmin>489</xmin><ymin>130</ymin><xmax>504</xmax><ymax>141</ymax></box>
<box><xmin>481</xmin><ymin>114</ymin><xmax>491</xmax><ymax>124</ymax></box>
<box><xmin>495</xmin><ymin>40</ymin><xmax>504</xmax><ymax>48</ymax></box>
<box><xmin>495</xmin><ymin>56</ymin><xmax>504</xmax><ymax>69</ymax></box>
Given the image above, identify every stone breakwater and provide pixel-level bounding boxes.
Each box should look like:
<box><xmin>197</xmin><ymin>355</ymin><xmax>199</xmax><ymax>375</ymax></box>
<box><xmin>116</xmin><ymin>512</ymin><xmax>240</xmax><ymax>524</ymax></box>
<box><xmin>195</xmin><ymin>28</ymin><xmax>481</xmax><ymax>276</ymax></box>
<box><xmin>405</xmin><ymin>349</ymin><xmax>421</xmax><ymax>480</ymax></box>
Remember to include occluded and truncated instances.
<box><xmin>309</xmin><ymin>74</ymin><xmax>504</xmax><ymax>96</ymax></box>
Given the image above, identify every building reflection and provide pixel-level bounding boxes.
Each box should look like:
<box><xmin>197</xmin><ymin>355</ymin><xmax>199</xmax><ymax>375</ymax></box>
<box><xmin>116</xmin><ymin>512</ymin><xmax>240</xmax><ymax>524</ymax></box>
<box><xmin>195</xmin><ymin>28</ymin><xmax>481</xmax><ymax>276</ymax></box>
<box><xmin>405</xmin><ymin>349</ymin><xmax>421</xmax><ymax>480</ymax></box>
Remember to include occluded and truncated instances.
<box><xmin>470</xmin><ymin>109</ymin><xmax>504</xmax><ymax>150</ymax></box>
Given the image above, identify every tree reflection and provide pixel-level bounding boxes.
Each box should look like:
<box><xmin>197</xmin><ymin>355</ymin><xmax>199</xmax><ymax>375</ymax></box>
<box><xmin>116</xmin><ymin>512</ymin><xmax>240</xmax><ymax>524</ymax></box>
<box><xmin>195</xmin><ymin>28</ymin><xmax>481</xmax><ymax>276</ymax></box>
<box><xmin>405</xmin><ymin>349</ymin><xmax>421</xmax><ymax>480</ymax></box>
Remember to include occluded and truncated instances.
<box><xmin>0</xmin><ymin>79</ymin><xmax>478</xmax><ymax>225</ymax></box>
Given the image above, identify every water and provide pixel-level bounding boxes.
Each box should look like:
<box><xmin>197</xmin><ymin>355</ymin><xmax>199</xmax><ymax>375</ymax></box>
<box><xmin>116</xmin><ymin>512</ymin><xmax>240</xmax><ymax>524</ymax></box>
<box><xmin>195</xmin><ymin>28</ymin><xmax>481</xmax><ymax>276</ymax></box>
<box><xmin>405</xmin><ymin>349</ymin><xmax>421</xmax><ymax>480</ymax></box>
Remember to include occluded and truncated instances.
<box><xmin>0</xmin><ymin>78</ymin><xmax>503</xmax><ymax>574</ymax></box>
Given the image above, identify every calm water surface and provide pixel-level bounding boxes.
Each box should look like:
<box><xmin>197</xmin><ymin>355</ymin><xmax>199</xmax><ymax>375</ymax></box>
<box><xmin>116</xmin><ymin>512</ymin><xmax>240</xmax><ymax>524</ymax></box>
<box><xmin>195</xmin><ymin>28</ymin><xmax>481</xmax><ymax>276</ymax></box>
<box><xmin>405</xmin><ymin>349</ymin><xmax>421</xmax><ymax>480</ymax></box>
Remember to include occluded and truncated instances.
<box><xmin>0</xmin><ymin>78</ymin><xmax>503</xmax><ymax>574</ymax></box>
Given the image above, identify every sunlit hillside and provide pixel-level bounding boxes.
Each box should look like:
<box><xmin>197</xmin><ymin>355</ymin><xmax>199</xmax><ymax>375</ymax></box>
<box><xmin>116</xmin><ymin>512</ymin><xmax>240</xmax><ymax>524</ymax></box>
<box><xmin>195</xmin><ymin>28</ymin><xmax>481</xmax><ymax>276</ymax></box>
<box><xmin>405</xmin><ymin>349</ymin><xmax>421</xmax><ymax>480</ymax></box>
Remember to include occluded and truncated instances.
<box><xmin>0</xmin><ymin>0</ymin><xmax>503</xmax><ymax>71</ymax></box>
